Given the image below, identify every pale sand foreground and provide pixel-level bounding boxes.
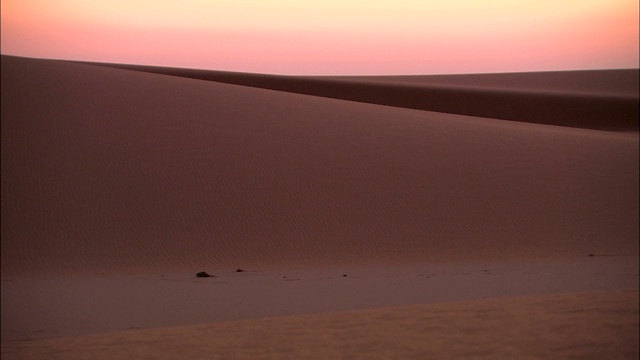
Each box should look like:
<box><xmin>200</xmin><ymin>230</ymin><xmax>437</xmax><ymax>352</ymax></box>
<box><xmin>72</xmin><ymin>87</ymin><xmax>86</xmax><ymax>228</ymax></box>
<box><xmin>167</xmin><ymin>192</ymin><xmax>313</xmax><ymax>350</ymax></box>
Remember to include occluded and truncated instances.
<box><xmin>2</xmin><ymin>256</ymin><xmax>638</xmax><ymax>342</ymax></box>
<box><xmin>3</xmin><ymin>290</ymin><xmax>637</xmax><ymax>360</ymax></box>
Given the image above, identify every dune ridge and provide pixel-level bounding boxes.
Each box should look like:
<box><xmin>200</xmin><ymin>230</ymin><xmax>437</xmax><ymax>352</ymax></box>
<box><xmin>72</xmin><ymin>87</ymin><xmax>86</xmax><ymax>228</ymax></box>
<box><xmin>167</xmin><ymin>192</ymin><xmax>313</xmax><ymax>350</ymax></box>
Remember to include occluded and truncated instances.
<box><xmin>76</xmin><ymin>59</ymin><xmax>639</xmax><ymax>131</ymax></box>
<box><xmin>1</xmin><ymin>55</ymin><xmax>638</xmax><ymax>276</ymax></box>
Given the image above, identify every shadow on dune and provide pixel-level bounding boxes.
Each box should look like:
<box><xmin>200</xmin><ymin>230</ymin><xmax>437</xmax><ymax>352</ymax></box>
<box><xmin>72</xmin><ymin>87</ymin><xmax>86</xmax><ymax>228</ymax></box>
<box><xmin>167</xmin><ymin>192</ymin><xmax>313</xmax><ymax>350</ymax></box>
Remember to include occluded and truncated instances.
<box><xmin>77</xmin><ymin>60</ymin><xmax>638</xmax><ymax>131</ymax></box>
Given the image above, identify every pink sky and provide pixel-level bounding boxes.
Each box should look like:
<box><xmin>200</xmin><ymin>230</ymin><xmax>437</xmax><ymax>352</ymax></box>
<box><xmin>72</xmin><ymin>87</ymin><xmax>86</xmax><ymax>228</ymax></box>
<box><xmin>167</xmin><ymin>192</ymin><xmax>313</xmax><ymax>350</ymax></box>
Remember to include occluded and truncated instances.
<box><xmin>1</xmin><ymin>0</ymin><xmax>638</xmax><ymax>75</ymax></box>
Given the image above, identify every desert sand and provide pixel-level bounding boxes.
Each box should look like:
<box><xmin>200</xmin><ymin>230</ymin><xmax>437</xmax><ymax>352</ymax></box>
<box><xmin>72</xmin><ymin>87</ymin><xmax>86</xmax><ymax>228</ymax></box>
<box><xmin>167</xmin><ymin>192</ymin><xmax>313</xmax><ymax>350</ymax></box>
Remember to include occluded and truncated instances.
<box><xmin>2</xmin><ymin>290</ymin><xmax>638</xmax><ymax>359</ymax></box>
<box><xmin>1</xmin><ymin>55</ymin><xmax>638</xmax><ymax>358</ymax></box>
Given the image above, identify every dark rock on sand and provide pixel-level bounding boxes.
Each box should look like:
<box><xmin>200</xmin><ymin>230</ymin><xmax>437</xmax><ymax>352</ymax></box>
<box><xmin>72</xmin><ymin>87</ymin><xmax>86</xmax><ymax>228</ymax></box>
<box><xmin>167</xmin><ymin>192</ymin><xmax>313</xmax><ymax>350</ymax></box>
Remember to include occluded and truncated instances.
<box><xmin>196</xmin><ymin>271</ymin><xmax>212</xmax><ymax>277</ymax></box>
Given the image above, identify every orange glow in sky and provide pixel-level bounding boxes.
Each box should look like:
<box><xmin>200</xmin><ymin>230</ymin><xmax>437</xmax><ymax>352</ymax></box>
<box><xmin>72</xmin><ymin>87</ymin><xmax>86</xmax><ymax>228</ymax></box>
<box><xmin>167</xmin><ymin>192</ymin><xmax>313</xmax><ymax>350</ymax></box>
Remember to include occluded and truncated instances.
<box><xmin>1</xmin><ymin>0</ymin><xmax>638</xmax><ymax>75</ymax></box>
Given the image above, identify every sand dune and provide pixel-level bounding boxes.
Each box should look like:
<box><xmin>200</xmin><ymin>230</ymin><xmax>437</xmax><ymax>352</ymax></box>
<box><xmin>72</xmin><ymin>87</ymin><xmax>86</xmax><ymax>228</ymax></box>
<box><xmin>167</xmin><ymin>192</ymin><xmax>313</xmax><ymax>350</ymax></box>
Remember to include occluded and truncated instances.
<box><xmin>2</xmin><ymin>55</ymin><xmax>638</xmax><ymax>276</ymax></box>
<box><xmin>77</xmin><ymin>59</ymin><xmax>639</xmax><ymax>131</ymax></box>
<box><xmin>1</xmin><ymin>55</ymin><xmax>638</xmax><ymax>357</ymax></box>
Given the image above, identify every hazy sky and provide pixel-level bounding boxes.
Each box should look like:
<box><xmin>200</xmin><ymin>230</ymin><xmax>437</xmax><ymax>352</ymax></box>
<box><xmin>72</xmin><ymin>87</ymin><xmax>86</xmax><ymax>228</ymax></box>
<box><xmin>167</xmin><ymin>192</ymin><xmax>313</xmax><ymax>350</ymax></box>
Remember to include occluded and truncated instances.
<box><xmin>1</xmin><ymin>0</ymin><xmax>638</xmax><ymax>75</ymax></box>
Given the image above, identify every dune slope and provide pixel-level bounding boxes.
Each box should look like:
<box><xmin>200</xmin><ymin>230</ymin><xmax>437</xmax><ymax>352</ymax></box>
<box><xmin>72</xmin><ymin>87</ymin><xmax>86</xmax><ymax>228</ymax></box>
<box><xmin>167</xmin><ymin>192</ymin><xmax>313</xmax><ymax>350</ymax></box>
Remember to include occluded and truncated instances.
<box><xmin>1</xmin><ymin>56</ymin><xmax>638</xmax><ymax>275</ymax></box>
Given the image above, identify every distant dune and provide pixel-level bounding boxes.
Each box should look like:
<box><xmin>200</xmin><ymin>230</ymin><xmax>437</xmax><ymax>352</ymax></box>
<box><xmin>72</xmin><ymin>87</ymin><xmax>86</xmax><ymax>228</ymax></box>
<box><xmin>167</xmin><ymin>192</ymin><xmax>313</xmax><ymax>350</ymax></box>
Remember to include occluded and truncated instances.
<box><xmin>78</xmin><ymin>60</ymin><xmax>639</xmax><ymax>131</ymax></box>
<box><xmin>1</xmin><ymin>55</ymin><xmax>638</xmax><ymax>276</ymax></box>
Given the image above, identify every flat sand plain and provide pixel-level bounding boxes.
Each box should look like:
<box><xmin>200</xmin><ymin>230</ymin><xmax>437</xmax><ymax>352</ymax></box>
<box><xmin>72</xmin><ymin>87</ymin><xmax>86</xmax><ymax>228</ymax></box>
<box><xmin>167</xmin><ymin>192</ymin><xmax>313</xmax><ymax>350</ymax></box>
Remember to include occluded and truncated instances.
<box><xmin>1</xmin><ymin>55</ymin><xmax>638</xmax><ymax>358</ymax></box>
